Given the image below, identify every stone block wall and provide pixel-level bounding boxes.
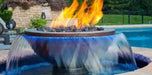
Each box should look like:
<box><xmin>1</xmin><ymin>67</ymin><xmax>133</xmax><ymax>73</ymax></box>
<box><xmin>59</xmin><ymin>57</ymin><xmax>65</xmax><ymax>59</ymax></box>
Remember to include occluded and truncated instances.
<box><xmin>8</xmin><ymin>5</ymin><xmax>52</xmax><ymax>28</ymax></box>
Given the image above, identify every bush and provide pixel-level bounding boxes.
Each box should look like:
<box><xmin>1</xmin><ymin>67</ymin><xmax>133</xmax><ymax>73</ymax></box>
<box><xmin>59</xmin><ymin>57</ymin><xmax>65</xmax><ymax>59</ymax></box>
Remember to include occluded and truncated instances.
<box><xmin>0</xmin><ymin>10</ymin><xmax>13</xmax><ymax>22</ymax></box>
<box><xmin>0</xmin><ymin>0</ymin><xmax>4</xmax><ymax>4</ymax></box>
<box><xmin>29</xmin><ymin>16</ymin><xmax>47</xmax><ymax>28</ymax></box>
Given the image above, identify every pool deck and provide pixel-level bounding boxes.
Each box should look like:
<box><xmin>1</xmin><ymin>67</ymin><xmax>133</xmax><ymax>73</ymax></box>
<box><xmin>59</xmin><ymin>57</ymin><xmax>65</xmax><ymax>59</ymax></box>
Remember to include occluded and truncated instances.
<box><xmin>97</xmin><ymin>24</ymin><xmax>152</xmax><ymax>28</ymax></box>
<box><xmin>0</xmin><ymin>47</ymin><xmax>152</xmax><ymax>75</ymax></box>
<box><xmin>118</xmin><ymin>47</ymin><xmax>152</xmax><ymax>75</ymax></box>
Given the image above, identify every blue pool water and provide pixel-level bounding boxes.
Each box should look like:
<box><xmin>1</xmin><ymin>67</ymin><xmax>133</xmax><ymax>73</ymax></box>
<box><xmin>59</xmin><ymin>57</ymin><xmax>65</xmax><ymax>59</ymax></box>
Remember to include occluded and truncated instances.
<box><xmin>116</xmin><ymin>27</ymin><xmax>152</xmax><ymax>48</ymax></box>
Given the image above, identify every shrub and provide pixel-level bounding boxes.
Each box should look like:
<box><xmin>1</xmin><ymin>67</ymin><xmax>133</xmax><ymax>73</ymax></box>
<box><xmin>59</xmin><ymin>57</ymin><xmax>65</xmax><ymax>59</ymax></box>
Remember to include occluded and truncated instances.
<box><xmin>0</xmin><ymin>10</ymin><xmax>13</xmax><ymax>22</ymax></box>
<box><xmin>0</xmin><ymin>0</ymin><xmax>4</xmax><ymax>4</ymax></box>
<box><xmin>29</xmin><ymin>16</ymin><xmax>47</xmax><ymax>28</ymax></box>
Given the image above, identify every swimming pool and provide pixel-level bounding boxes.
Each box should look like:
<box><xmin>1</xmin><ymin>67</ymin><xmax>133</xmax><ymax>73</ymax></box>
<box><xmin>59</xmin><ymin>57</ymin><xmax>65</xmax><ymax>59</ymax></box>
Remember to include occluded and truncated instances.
<box><xmin>116</xmin><ymin>27</ymin><xmax>152</xmax><ymax>48</ymax></box>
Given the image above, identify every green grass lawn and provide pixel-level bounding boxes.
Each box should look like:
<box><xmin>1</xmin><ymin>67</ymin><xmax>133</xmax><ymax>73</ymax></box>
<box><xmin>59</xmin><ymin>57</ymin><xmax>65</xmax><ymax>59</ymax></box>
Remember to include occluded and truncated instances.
<box><xmin>97</xmin><ymin>14</ymin><xmax>152</xmax><ymax>25</ymax></box>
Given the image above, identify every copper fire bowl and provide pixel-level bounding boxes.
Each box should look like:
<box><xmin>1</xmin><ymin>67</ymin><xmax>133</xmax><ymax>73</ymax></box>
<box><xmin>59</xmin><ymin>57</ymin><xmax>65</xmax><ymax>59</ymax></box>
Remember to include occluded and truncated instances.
<box><xmin>24</xmin><ymin>28</ymin><xmax>115</xmax><ymax>37</ymax></box>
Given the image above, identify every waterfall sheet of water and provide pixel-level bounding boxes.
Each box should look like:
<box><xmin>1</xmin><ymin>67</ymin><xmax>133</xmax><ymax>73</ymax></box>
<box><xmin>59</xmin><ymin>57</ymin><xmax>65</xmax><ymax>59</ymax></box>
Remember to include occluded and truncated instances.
<box><xmin>4</xmin><ymin>33</ymin><xmax>138</xmax><ymax>75</ymax></box>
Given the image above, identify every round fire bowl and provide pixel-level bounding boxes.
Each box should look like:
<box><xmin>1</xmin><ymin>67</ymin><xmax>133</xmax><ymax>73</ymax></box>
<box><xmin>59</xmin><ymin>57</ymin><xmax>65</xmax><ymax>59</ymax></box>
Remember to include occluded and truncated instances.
<box><xmin>23</xmin><ymin>28</ymin><xmax>116</xmax><ymax>65</ymax></box>
<box><xmin>23</xmin><ymin>28</ymin><xmax>137</xmax><ymax>73</ymax></box>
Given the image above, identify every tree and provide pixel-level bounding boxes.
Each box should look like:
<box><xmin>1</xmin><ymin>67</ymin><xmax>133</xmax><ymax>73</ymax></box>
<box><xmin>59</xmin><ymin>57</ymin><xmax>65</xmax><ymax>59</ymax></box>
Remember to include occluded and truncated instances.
<box><xmin>103</xmin><ymin>0</ymin><xmax>152</xmax><ymax>13</ymax></box>
<box><xmin>103</xmin><ymin>0</ymin><xmax>130</xmax><ymax>12</ymax></box>
<box><xmin>128</xmin><ymin>0</ymin><xmax>152</xmax><ymax>12</ymax></box>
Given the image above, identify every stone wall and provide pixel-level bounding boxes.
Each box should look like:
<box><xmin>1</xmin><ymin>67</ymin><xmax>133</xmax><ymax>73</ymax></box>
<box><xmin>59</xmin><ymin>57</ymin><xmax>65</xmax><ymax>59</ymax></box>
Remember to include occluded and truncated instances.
<box><xmin>8</xmin><ymin>5</ymin><xmax>52</xmax><ymax>28</ymax></box>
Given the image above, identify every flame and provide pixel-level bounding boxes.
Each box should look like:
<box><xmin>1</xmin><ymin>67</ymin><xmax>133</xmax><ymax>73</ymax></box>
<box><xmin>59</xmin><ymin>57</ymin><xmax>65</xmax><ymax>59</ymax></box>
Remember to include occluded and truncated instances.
<box><xmin>50</xmin><ymin>0</ymin><xmax>103</xmax><ymax>29</ymax></box>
